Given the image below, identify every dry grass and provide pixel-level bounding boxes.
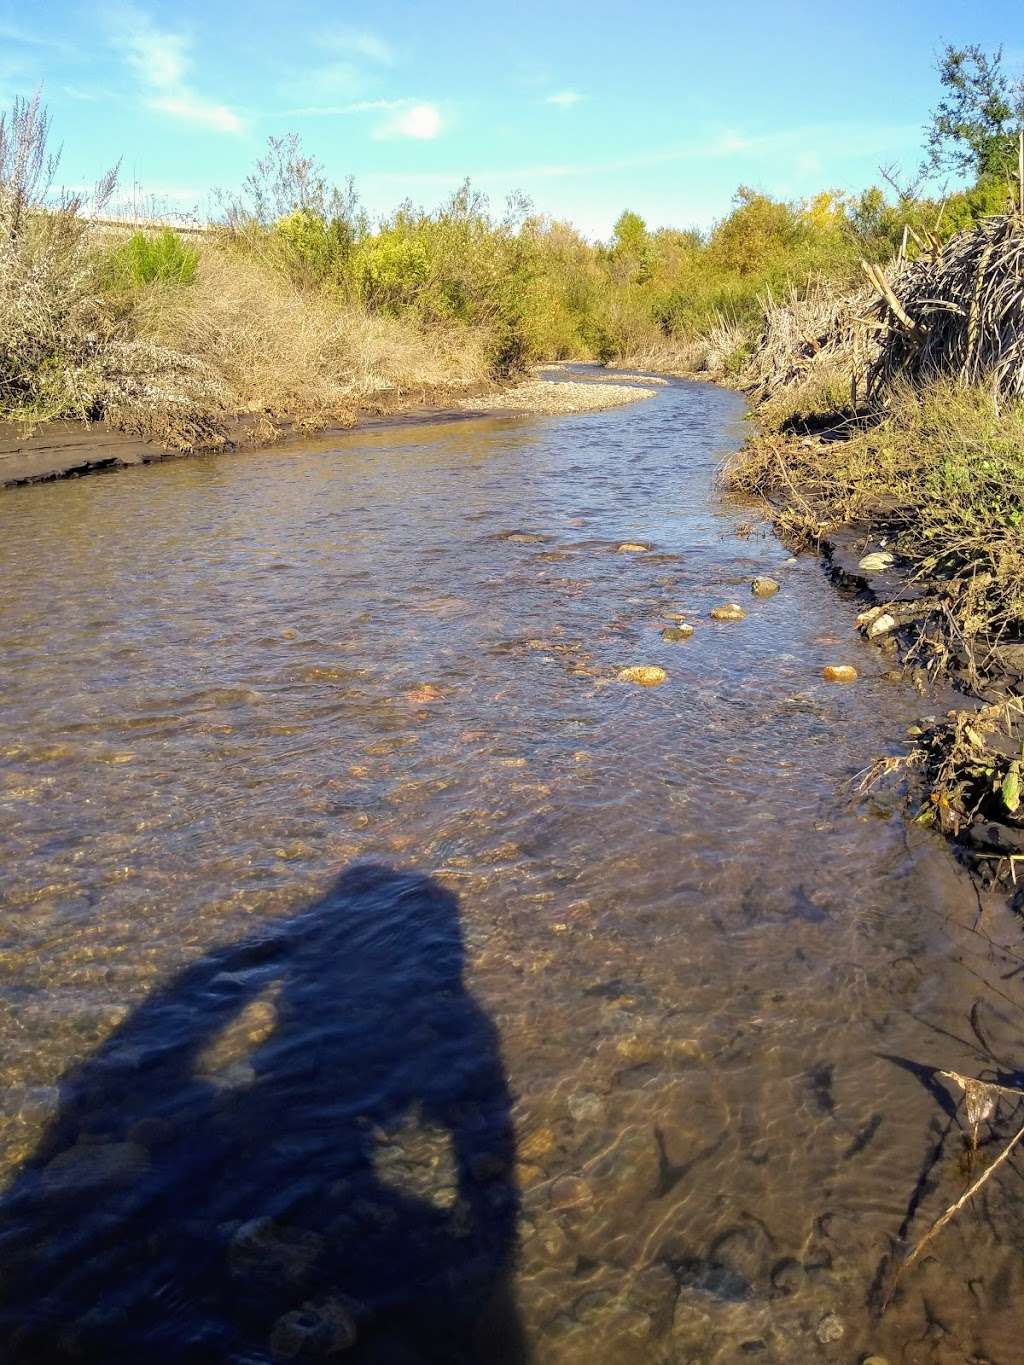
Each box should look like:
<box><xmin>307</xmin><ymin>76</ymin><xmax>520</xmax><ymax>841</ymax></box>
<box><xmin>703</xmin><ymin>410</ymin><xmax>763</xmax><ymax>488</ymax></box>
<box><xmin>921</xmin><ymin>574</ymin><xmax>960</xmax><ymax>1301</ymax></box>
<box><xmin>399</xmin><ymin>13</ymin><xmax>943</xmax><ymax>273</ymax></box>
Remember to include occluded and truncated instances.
<box><xmin>728</xmin><ymin>380</ymin><xmax>1024</xmax><ymax>666</ymax></box>
<box><xmin>132</xmin><ymin>249</ymin><xmax>490</xmax><ymax>437</ymax></box>
<box><xmin>743</xmin><ymin>277</ymin><xmax>874</xmax><ymax>411</ymax></box>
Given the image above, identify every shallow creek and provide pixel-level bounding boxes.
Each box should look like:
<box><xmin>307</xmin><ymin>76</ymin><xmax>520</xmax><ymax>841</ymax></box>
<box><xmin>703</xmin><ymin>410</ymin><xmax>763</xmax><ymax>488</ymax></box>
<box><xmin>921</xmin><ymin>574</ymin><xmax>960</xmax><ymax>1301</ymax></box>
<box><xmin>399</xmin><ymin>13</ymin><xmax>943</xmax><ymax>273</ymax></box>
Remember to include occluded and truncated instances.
<box><xmin>2</xmin><ymin>374</ymin><xmax>1024</xmax><ymax>1363</ymax></box>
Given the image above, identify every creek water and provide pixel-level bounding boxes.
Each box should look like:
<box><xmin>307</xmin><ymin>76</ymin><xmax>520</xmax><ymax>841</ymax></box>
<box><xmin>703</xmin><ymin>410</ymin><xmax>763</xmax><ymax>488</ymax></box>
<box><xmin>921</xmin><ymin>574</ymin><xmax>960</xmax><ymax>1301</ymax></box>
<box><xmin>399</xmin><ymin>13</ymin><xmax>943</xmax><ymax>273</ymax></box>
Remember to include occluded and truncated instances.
<box><xmin>2</xmin><ymin>373</ymin><xmax>1024</xmax><ymax>1364</ymax></box>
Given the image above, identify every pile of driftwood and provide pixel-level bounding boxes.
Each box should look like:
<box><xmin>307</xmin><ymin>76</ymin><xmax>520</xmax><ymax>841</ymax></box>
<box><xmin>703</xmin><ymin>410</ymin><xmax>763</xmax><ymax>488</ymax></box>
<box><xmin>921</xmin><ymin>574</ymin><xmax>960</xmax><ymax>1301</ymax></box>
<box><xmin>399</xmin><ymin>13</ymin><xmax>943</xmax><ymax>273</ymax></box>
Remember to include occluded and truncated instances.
<box><xmin>866</xmin><ymin>212</ymin><xmax>1024</xmax><ymax>403</ymax></box>
<box><xmin>741</xmin><ymin>207</ymin><xmax>1024</xmax><ymax>410</ymax></box>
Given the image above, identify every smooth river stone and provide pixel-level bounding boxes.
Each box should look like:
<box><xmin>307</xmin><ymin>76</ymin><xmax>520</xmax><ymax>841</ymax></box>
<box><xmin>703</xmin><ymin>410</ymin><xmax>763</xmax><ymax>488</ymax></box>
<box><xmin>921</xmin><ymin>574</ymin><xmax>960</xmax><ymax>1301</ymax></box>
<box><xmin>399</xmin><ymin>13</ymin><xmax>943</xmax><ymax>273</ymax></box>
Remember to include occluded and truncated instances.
<box><xmin>617</xmin><ymin>665</ymin><xmax>668</xmax><ymax>687</ymax></box>
<box><xmin>751</xmin><ymin>576</ymin><xmax>780</xmax><ymax>597</ymax></box>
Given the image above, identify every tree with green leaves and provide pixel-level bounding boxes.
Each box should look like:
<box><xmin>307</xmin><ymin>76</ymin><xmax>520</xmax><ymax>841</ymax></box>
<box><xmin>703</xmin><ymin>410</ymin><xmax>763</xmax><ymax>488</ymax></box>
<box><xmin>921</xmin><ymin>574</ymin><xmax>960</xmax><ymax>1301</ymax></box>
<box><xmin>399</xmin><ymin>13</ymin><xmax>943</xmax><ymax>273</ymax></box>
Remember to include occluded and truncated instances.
<box><xmin>610</xmin><ymin>210</ymin><xmax>653</xmax><ymax>282</ymax></box>
<box><xmin>924</xmin><ymin>44</ymin><xmax>1024</xmax><ymax>182</ymax></box>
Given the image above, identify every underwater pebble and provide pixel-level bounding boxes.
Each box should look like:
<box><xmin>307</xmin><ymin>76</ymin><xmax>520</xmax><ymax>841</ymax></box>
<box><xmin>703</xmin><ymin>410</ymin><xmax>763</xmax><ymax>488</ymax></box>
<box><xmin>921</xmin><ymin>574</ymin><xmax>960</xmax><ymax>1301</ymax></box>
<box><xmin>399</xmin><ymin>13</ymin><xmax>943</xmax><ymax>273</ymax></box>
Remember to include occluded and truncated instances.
<box><xmin>822</xmin><ymin>665</ymin><xmax>859</xmax><ymax>683</ymax></box>
<box><xmin>660</xmin><ymin>625</ymin><xmax>694</xmax><ymax>642</ymax></box>
<box><xmin>816</xmin><ymin>1312</ymin><xmax>845</xmax><ymax>1344</ymax></box>
<box><xmin>548</xmin><ymin>1175</ymin><xmax>593</xmax><ymax>1210</ymax></box>
<box><xmin>567</xmin><ymin>1089</ymin><xmax>605</xmax><ymax>1123</ymax></box>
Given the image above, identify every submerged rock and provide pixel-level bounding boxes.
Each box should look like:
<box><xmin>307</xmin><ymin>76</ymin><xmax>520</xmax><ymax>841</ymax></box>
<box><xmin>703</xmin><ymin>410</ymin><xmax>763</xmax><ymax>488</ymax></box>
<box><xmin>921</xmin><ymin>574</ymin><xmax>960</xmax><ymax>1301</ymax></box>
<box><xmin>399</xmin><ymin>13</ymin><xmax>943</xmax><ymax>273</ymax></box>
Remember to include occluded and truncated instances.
<box><xmin>750</xmin><ymin>577</ymin><xmax>780</xmax><ymax>598</ymax></box>
<box><xmin>230</xmin><ymin>1216</ymin><xmax>324</xmax><ymax>1284</ymax></box>
<box><xmin>617</xmin><ymin>665</ymin><xmax>668</xmax><ymax>687</ymax></box>
<box><xmin>709</xmin><ymin>603</ymin><xmax>746</xmax><ymax>622</ymax></box>
<box><xmin>567</xmin><ymin>1088</ymin><xmax>605</xmax><ymax>1123</ymax></box>
<box><xmin>41</xmin><ymin>1140</ymin><xmax>150</xmax><ymax>1193</ymax></box>
<box><xmin>404</xmin><ymin>684</ymin><xmax>443</xmax><ymax>704</ymax></box>
<box><xmin>548</xmin><ymin>1175</ymin><xmax>593</xmax><ymax>1211</ymax></box>
<box><xmin>660</xmin><ymin>624</ymin><xmax>694</xmax><ymax>642</ymax></box>
<box><xmin>269</xmin><ymin>1298</ymin><xmax>358</xmax><ymax>1359</ymax></box>
<box><xmin>822</xmin><ymin>665</ymin><xmax>859</xmax><ymax>683</ymax></box>
<box><xmin>617</xmin><ymin>542</ymin><xmax>650</xmax><ymax>554</ymax></box>
<box><xmin>815</xmin><ymin>1311</ymin><xmax>844</xmax><ymax>1344</ymax></box>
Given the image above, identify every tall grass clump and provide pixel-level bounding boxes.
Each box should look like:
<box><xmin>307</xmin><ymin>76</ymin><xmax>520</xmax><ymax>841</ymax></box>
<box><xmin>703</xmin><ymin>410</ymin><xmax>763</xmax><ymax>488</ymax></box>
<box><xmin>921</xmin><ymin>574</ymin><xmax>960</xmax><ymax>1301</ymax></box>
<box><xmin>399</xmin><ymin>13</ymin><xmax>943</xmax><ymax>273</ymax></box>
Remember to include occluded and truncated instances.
<box><xmin>102</xmin><ymin>228</ymin><xmax>199</xmax><ymax>291</ymax></box>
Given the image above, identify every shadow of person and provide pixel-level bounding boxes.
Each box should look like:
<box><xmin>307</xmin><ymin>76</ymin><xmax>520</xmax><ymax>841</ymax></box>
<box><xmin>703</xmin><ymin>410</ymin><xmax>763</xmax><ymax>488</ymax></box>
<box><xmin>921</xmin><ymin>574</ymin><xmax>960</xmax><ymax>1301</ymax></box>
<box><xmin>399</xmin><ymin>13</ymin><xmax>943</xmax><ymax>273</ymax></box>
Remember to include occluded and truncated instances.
<box><xmin>0</xmin><ymin>864</ymin><xmax>525</xmax><ymax>1365</ymax></box>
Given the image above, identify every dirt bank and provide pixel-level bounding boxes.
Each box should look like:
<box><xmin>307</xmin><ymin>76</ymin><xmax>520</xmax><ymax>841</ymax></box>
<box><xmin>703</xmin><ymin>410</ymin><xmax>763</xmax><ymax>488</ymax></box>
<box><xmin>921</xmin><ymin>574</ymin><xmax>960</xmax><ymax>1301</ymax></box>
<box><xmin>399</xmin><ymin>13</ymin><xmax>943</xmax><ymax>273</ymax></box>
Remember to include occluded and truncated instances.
<box><xmin>0</xmin><ymin>403</ymin><xmax>478</xmax><ymax>490</ymax></box>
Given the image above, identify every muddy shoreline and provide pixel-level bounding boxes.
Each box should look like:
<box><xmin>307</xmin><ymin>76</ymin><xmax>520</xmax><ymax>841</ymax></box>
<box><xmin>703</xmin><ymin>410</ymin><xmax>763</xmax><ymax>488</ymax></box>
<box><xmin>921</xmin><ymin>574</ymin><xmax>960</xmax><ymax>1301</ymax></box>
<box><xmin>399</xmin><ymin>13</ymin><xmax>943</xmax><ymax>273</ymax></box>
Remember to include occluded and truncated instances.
<box><xmin>0</xmin><ymin>369</ymin><xmax>656</xmax><ymax>491</ymax></box>
<box><xmin>765</xmin><ymin>485</ymin><xmax>1024</xmax><ymax>889</ymax></box>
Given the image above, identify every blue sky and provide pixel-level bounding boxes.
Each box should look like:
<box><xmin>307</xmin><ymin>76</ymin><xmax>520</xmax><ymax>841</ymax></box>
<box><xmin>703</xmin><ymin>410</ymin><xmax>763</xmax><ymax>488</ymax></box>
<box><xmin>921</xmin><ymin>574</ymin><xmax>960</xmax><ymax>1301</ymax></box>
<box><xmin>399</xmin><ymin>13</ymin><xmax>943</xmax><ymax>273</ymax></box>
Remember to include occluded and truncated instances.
<box><xmin>1</xmin><ymin>0</ymin><xmax>1020</xmax><ymax>238</ymax></box>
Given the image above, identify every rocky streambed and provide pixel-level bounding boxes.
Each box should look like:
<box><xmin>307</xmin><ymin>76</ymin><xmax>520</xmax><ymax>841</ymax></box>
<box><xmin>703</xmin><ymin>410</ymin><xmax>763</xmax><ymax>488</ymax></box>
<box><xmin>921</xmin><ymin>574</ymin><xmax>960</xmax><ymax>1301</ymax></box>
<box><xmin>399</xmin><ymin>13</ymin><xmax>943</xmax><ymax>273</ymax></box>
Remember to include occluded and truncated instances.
<box><xmin>1</xmin><ymin>374</ymin><xmax>1023</xmax><ymax>1363</ymax></box>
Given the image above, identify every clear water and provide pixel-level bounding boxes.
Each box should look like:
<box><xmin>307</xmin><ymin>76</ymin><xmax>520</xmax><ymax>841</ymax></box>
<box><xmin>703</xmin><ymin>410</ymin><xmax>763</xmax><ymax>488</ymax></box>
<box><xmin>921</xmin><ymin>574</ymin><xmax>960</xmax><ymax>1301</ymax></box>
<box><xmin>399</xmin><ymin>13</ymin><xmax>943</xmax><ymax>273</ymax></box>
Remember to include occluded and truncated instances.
<box><xmin>2</xmin><ymin>375</ymin><xmax>1023</xmax><ymax>1363</ymax></box>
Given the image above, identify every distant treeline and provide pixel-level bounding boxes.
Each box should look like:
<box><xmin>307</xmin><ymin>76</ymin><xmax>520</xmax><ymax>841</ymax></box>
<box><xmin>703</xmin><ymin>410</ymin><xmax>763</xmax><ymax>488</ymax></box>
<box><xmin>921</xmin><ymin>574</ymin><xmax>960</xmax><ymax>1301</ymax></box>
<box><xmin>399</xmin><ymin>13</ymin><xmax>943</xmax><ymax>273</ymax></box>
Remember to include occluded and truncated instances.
<box><xmin>2</xmin><ymin>42</ymin><xmax>1023</xmax><ymax>443</ymax></box>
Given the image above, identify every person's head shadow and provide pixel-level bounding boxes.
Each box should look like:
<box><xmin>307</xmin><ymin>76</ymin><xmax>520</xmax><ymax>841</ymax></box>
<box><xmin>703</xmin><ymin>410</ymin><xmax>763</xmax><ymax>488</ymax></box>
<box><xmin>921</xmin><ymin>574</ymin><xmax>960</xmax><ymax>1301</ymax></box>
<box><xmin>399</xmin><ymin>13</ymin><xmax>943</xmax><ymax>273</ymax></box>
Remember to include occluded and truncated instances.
<box><xmin>0</xmin><ymin>864</ymin><xmax>525</xmax><ymax>1365</ymax></box>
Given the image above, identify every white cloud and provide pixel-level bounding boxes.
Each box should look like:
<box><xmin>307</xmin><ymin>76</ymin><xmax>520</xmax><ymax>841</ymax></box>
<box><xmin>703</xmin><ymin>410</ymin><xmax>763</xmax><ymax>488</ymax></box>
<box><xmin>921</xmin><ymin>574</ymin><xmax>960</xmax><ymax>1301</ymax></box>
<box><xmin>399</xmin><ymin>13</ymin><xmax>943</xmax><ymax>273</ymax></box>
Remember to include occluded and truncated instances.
<box><xmin>147</xmin><ymin>94</ymin><xmax>242</xmax><ymax>134</ymax></box>
<box><xmin>110</xmin><ymin>6</ymin><xmax>243</xmax><ymax>133</ymax></box>
<box><xmin>545</xmin><ymin>90</ymin><xmax>583</xmax><ymax>107</ymax></box>
<box><xmin>321</xmin><ymin>27</ymin><xmax>396</xmax><ymax>65</ymax></box>
<box><xmin>374</xmin><ymin>102</ymin><xmax>443</xmax><ymax>141</ymax></box>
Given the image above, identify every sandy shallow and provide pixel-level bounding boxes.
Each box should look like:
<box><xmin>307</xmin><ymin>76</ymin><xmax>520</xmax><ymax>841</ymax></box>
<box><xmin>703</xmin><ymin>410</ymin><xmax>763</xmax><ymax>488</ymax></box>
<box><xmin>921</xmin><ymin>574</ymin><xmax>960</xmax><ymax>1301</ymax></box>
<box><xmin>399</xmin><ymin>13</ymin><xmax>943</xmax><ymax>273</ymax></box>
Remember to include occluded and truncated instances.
<box><xmin>464</xmin><ymin>378</ymin><xmax>657</xmax><ymax>415</ymax></box>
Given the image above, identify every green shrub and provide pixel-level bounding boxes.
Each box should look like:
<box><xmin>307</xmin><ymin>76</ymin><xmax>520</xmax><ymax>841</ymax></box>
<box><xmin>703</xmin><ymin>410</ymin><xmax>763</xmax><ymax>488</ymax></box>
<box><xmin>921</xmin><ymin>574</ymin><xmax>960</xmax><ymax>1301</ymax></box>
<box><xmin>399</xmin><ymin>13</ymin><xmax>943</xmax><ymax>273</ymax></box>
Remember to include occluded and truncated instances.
<box><xmin>352</xmin><ymin>233</ymin><xmax>430</xmax><ymax>313</ymax></box>
<box><xmin>102</xmin><ymin>228</ymin><xmax>199</xmax><ymax>290</ymax></box>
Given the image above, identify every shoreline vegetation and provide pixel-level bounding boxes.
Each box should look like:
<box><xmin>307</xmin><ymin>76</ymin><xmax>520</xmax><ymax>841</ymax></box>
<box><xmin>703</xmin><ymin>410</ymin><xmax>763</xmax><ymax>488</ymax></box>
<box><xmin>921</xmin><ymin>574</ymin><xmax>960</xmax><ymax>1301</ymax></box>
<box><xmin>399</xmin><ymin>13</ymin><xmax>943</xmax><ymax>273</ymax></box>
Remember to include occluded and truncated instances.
<box><xmin>3</xmin><ymin>84</ymin><xmax>1005</xmax><ymax>465</ymax></box>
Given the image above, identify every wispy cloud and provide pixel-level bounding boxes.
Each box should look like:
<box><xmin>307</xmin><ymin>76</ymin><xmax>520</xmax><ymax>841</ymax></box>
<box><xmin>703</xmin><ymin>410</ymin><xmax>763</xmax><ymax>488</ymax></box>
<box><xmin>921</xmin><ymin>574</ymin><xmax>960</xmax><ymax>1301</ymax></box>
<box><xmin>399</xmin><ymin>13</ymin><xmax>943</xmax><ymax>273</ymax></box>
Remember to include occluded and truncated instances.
<box><xmin>545</xmin><ymin>90</ymin><xmax>583</xmax><ymax>108</ymax></box>
<box><xmin>109</xmin><ymin>5</ymin><xmax>243</xmax><ymax>133</ymax></box>
<box><xmin>281</xmin><ymin>98</ymin><xmax>405</xmax><ymax>118</ymax></box>
<box><xmin>278</xmin><ymin>25</ymin><xmax>396</xmax><ymax>108</ymax></box>
<box><xmin>0</xmin><ymin>20</ymin><xmax>75</xmax><ymax>54</ymax></box>
<box><xmin>357</xmin><ymin>119</ymin><xmax>921</xmax><ymax>186</ymax></box>
<box><xmin>320</xmin><ymin>26</ymin><xmax>396</xmax><ymax>66</ymax></box>
<box><xmin>374</xmin><ymin>102</ymin><xmax>444</xmax><ymax>141</ymax></box>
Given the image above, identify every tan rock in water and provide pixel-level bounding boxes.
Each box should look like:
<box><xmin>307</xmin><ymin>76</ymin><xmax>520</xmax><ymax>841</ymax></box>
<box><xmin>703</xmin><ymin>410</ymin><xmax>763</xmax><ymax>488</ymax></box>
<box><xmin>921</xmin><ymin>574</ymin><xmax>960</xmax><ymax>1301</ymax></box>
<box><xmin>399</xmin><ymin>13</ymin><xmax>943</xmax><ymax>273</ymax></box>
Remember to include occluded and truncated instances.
<box><xmin>751</xmin><ymin>577</ymin><xmax>780</xmax><ymax>597</ymax></box>
<box><xmin>660</xmin><ymin>624</ymin><xmax>694</xmax><ymax>641</ymax></box>
<box><xmin>617</xmin><ymin>665</ymin><xmax>668</xmax><ymax>686</ymax></box>
<box><xmin>709</xmin><ymin>603</ymin><xmax>747</xmax><ymax>621</ymax></box>
<box><xmin>822</xmin><ymin>664</ymin><xmax>859</xmax><ymax>683</ymax></box>
<box><xmin>866</xmin><ymin>612</ymin><xmax>897</xmax><ymax>638</ymax></box>
<box><xmin>617</xmin><ymin>542</ymin><xmax>650</xmax><ymax>553</ymax></box>
<box><xmin>405</xmin><ymin>684</ymin><xmax>443</xmax><ymax>704</ymax></box>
